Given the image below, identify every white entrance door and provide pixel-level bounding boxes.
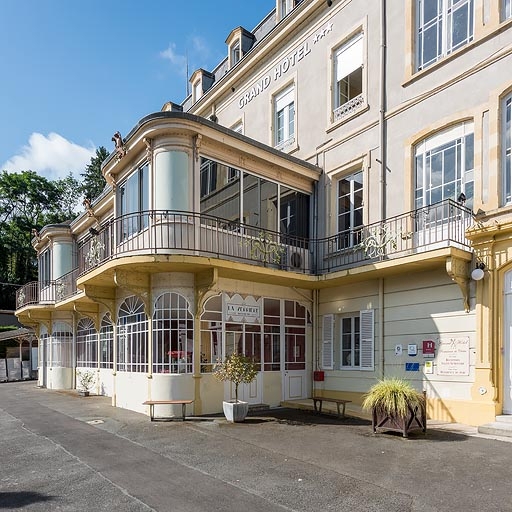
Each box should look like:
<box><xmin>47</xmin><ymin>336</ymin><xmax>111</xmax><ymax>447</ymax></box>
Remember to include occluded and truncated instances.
<box><xmin>504</xmin><ymin>271</ymin><xmax>512</xmax><ymax>414</ymax></box>
<box><xmin>282</xmin><ymin>325</ymin><xmax>307</xmax><ymax>401</ymax></box>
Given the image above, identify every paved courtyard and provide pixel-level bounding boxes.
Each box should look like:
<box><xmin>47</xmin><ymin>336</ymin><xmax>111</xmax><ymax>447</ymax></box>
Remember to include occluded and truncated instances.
<box><xmin>0</xmin><ymin>381</ymin><xmax>510</xmax><ymax>512</ymax></box>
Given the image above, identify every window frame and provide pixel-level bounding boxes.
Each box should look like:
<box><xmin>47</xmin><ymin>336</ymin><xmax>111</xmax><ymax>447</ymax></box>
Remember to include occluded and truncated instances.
<box><xmin>332</xmin><ymin>31</ymin><xmax>365</xmax><ymax>123</ymax></box>
<box><xmin>414</xmin><ymin>121</ymin><xmax>474</xmax><ymax>210</ymax></box>
<box><xmin>415</xmin><ymin>0</ymin><xmax>474</xmax><ymax>72</ymax></box>
<box><xmin>336</xmin><ymin>170</ymin><xmax>364</xmax><ymax>250</ymax></box>
<box><xmin>76</xmin><ymin>317</ymin><xmax>98</xmax><ymax>368</ymax></box>
<box><xmin>503</xmin><ymin>94</ymin><xmax>512</xmax><ymax>205</ymax></box>
<box><xmin>273</xmin><ymin>84</ymin><xmax>295</xmax><ymax>151</ymax></box>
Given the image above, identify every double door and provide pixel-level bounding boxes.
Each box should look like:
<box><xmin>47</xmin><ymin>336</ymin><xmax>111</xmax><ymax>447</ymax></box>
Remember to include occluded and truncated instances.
<box><xmin>222</xmin><ymin>321</ymin><xmax>307</xmax><ymax>404</ymax></box>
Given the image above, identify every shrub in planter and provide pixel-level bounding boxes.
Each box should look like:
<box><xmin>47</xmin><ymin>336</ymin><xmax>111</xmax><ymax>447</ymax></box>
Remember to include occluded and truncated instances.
<box><xmin>362</xmin><ymin>378</ymin><xmax>426</xmax><ymax>438</ymax></box>
<box><xmin>76</xmin><ymin>369</ymin><xmax>95</xmax><ymax>396</ymax></box>
<box><xmin>213</xmin><ymin>352</ymin><xmax>259</xmax><ymax>422</ymax></box>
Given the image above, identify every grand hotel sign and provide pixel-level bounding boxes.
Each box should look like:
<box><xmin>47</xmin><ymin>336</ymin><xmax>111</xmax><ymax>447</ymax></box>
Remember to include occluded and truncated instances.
<box><xmin>238</xmin><ymin>21</ymin><xmax>334</xmax><ymax>109</ymax></box>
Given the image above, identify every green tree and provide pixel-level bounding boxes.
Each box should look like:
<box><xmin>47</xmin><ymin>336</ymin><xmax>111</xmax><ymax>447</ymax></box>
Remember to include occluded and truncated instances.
<box><xmin>55</xmin><ymin>172</ymin><xmax>82</xmax><ymax>219</ymax></box>
<box><xmin>0</xmin><ymin>171</ymin><xmax>73</xmax><ymax>309</ymax></box>
<box><xmin>80</xmin><ymin>146</ymin><xmax>109</xmax><ymax>202</ymax></box>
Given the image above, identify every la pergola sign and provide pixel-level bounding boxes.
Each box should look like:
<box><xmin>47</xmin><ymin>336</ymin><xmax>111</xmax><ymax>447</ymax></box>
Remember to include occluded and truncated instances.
<box><xmin>238</xmin><ymin>21</ymin><xmax>334</xmax><ymax>109</ymax></box>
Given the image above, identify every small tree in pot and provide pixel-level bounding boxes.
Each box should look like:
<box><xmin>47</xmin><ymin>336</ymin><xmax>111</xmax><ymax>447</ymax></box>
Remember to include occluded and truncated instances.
<box><xmin>213</xmin><ymin>352</ymin><xmax>259</xmax><ymax>422</ymax></box>
<box><xmin>362</xmin><ymin>377</ymin><xmax>426</xmax><ymax>438</ymax></box>
<box><xmin>76</xmin><ymin>369</ymin><xmax>95</xmax><ymax>397</ymax></box>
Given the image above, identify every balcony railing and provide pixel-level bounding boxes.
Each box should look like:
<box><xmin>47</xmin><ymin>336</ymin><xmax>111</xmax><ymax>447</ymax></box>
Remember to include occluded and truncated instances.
<box><xmin>77</xmin><ymin>210</ymin><xmax>310</xmax><ymax>276</ymax></box>
<box><xmin>16</xmin><ymin>200</ymin><xmax>473</xmax><ymax>310</ymax></box>
<box><xmin>314</xmin><ymin>200</ymin><xmax>472</xmax><ymax>273</ymax></box>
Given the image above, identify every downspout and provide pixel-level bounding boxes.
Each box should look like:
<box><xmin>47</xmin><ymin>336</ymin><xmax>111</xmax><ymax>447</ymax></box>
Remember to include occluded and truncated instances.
<box><xmin>379</xmin><ymin>0</ymin><xmax>387</xmax><ymax>379</ymax></box>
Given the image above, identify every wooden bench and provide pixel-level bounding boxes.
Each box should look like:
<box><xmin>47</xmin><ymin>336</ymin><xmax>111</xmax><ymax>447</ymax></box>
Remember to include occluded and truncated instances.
<box><xmin>143</xmin><ymin>400</ymin><xmax>194</xmax><ymax>421</ymax></box>
<box><xmin>312</xmin><ymin>397</ymin><xmax>352</xmax><ymax>418</ymax></box>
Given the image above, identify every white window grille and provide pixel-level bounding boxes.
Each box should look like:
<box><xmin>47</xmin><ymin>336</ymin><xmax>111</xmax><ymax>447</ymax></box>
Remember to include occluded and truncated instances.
<box><xmin>117</xmin><ymin>296</ymin><xmax>148</xmax><ymax>373</ymax></box>
<box><xmin>76</xmin><ymin>317</ymin><xmax>97</xmax><ymax>367</ymax></box>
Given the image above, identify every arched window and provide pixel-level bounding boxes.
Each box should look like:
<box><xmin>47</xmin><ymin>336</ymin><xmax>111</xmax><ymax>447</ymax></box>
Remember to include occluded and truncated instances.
<box><xmin>76</xmin><ymin>318</ymin><xmax>97</xmax><ymax>368</ymax></box>
<box><xmin>153</xmin><ymin>292</ymin><xmax>193</xmax><ymax>374</ymax></box>
<box><xmin>415</xmin><ymin>121</ymin><xmax>474</xmax><ymax>210</ymax></box>
<box><xmin>99</xmin><ymin>313</ymin><xmax>114</xmax><ymax>369</ymax></box>
<box><xmin>117</xmin><ymin>296</ymin><xmax>148</xmax><ymax>372</ymax></box>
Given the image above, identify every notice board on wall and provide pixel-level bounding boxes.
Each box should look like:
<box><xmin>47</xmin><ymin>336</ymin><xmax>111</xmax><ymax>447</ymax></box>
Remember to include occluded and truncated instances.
<box><xmin>436</xmin><ymin>337</ymin><xmax>470</xmax><ymax>376</ymax></box>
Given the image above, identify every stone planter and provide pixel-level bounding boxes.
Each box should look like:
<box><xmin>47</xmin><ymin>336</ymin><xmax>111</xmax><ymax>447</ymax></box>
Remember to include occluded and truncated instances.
<box><xmin>223</xmin><ymin>400</ymin><xmax>249</xmax><ymax>422</ymax></box>
<box><xmin>78</xmin><ymin>390</ymin><xmax>90</xmax><ymax>397</ymax></box>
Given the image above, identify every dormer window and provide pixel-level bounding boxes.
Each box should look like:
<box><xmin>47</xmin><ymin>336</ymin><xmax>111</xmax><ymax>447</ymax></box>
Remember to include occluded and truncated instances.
<box><xmin>277</xmin><ymin>0</ymin><xmax>303</xmax><ymax>20</ymax></box>
<box><xmin>193</xmin><ymin>80</ymin><xmax>202</xmax><ymax>103</ymax></box>
<box><xmin>231</xmin><ymin>42</ymin><xmax>241</xmax><ymax>66</ymax></box>
<box><xmin>189</xmin><ymin>69</ymin><xmax>215</xmax><ymax>103</ymax></box>
<box><xmin>226</xmin><ymin>27</ymin><xmax>255</xmax><ymax>69</ymax></box>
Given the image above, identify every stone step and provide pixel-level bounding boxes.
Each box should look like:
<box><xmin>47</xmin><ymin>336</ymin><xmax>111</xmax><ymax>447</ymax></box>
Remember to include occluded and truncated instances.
<box><xmin>478</xmin><ymin>421</ymin><xmax>512</xmax><ymax>438</ymax></box>
<box><xmin>495</xmin><ymin>415</ymin><xmax>512</xmax><ymax>423</ymax></box>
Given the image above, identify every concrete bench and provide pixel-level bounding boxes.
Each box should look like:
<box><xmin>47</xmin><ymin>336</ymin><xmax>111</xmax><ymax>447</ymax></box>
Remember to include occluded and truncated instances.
<box><xmin>312</xmin><ymin>397</ymin><xmax>352</xmax><ymax>418</ymax></box>
<box><xmin>143</xmin><ymin>400</ymin><xmax>194</xmax><ymax>421</ymax></box>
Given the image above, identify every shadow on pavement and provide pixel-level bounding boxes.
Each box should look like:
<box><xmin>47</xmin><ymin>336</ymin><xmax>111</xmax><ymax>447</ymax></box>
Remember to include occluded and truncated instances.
<box><xmin>0</xmin><ymin>491</ymin><xmax>55</xmax><ymax>509</ymax></box>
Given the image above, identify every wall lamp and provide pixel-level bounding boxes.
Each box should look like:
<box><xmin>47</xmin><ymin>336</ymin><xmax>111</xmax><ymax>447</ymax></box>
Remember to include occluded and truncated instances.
<box><xmin>471</xmin><ymin>262</ymin><xmax>486</xmax><ymax>281</ymax></box>
<box><xmin>89</xmin><ymin>227</ymin><xmax>100</xmax><ymax>236</ymax></box>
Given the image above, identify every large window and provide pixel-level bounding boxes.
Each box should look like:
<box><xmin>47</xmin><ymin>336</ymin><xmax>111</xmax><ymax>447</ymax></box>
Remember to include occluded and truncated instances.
<box><xmin>200</xmin><ymin>158</ymin><xmax>218</xmax><ymax>198</ymax></box>
<box><xmin>416</xmin><ymin>0</ymin><xmax>474</xmax><ymax>71</ymax></box>
<box><xmin>153</xmin><ymin>292</ymin><xmax>194</xmax><ymax>374</ymax></box>
<box><xmin>76</xmin><ymin>318</ymin><xmax>97</xmax><ymax>367</ymax></box>
<box><xmin>503</xmin><ymin>94</ymin><xmax>512</xmax><ymax>205</ymax></box>
<box><xmin>504</xmin><ymin>0</ymin><xmax>512</xmax><ymax>20</ymax></box>
<box><xmin>322</xmin><ymin>311</ymin><xmax>374</xmax><ymax>371</ymax></box>
<box><xmin>118</xmin><ymin>163</ymin><xmax>149</xmax><ymax>239</ymax></box>
<box><xmin>99</xmin><ymin>314</ymin><xmax>114</xmax><ymax>369</ymax></box>
<box><xmin>333</xmin><ymin>32</ymin><xmax>364</xmax><ymax>122</ymax></box>
<box><xmin>337</xmin><ymin>171</ymin><xmax>363</xmax><ymax>249</ymax></box>
<box><xmin>199</xmin><ymin>158</ymin><xmax>310</xmax><ymax>238</ymax></box>
<box><xmin>274</xmin><ymin>85</ymin><xmax>295</xmax><ymax>150</ymax></box>
<box><xmin>415</xmin><ymin>122</ymin><xmax>474</xmax><ymax>210</ymax></box>
<box><xmin>51</xmin><ymin>321</ymin><xmax>73</xmax><ymax>368</ymax></box>
<box><xmin>39</xmin><ymin>249</ymin><xmax>51</xmax><ymax>285</ymax></box>
<box><xmin>340</xmin><ymin>316</ymin><xmax>360</xmax><ymax>368</ymax></box>
<box><xmin>117</xmin><ymin>296</ymin><xmax>148</xmax><ymax>373</ymax></box>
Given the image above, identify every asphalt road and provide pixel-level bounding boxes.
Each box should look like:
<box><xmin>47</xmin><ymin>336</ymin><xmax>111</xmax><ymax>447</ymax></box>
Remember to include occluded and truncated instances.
<box><xmin>0</xmin><ymin>381</ymin><xmax>511</xmax><ymax>512</ymax></box>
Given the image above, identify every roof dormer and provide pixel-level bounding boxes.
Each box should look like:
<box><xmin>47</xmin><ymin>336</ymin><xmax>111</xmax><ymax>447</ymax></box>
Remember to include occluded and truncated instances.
<box><xmin>189</xmin><ymin>69</ymin><xmax>215</xmax><ymax>103</ymax></box>
<box><xmin>225</xmin><ymin>27</ymin><xmax>255</xmax><ymax>69</ymax></box>
<box><xmin>276</xmin><ymin>0</ymin><xmax>304</xmax><ymax>21</ymax></box>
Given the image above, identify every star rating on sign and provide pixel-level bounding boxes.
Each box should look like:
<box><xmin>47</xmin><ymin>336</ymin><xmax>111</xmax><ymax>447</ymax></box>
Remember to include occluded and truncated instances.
<box><xmin>313</xmin><ymin>22</ymin><xmax>334</xmax><ymax>44</ymax></box>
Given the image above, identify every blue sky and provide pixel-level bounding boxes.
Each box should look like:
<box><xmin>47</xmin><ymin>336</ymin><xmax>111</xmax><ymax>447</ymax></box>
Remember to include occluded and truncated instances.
<box><xmin>0</xmin><ymin>0</ymin><xmax>274</xmax><ymax>181</ymax></box>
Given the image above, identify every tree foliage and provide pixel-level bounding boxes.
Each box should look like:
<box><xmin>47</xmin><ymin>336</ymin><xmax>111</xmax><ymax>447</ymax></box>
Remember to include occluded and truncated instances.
<box><xmin>0</xmin><ymin>170</ymin><xmax>79</xmax><ymax>309</ymax></box>
<box><xmin>80</xmin><ymin>146</ymin><xmax>109</xmax><ymax>202</ymax></box>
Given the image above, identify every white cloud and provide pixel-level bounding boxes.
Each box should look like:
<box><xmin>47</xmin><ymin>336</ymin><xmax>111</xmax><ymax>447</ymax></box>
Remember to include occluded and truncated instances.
<box><xmin>191</xmin><ymin>36</ymin><xmax>209</xmax><ymax>58</ymax></box>
<box><xmin>1</xmin><ymin>132</ymin><xmax>96</xmax><ymax>181</ymax></box>
<box><xmin>160</xmin><ymin>43</ymin><xmax>187</xmax><ymax>74</ymax></box>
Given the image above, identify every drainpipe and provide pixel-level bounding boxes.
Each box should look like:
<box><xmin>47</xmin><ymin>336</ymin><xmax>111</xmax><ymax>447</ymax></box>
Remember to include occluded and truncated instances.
<box><xmin>379</xmin><ymin>0</ymin><xmax>387</xmax><ymax>222</ymax></box>
<box><xmin>379</xmin><ymin>0</ymin><xmax>387</xmax><ymax>380</ymax></box>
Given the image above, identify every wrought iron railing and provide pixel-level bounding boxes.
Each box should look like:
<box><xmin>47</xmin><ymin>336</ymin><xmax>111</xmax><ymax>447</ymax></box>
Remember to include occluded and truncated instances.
<box><xmin>314</xmin><ymin>200</ymin><xmax>472</xmax><ymax>273</ymax></box>
<box><xmin>16</xmin><ymin>200</ymin><xmax>473</xmax><ymax>309</ymax></box>
<box><xmin>77</xmin><ymin>211</ymin><xmax>310</xmax><ymax>276</ymax></box>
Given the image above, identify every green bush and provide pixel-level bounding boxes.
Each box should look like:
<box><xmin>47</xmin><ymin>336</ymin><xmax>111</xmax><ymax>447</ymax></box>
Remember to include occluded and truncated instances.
<box><xmin>362</xmin><ymin>378</ymin><xmax>425</xmax><ymax>418</ymax></box>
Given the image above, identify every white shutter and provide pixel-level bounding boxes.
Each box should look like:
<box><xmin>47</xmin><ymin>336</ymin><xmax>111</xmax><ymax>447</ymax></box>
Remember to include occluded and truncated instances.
<box><xmin>336</xmin><ymin>32</ymin><xmax>363</xmax><ymax>81</ymax></box>
<box><xmin>322</xmin><ymin>314</ymin><xmax>334</xmax><ymax>370</ymax></box>
<box><xmin>360</xmin><ymin>309</ymin><xmax>374</xmax><ymax>371</ymax></box>
<box><xmin>275</xmin><ymin>85</ymin><xmax>294</xmax><ymax>111</ymax></box>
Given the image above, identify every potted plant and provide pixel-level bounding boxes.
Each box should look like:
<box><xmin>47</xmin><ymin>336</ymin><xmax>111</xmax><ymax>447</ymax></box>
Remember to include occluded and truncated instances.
<box><xmin>362</xmin><ymin>377</ymin><xmax>426</xmax><ymax>438</ymax></box>
<box><xmin>76</xmin><ymin>369</ymin><xmax>95</xmax><ymax>397</ymax></box>
<box><xmin>213</xmin><ymin>352</ymin><xmax>259</xmax><ymax>422</ymax></box>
